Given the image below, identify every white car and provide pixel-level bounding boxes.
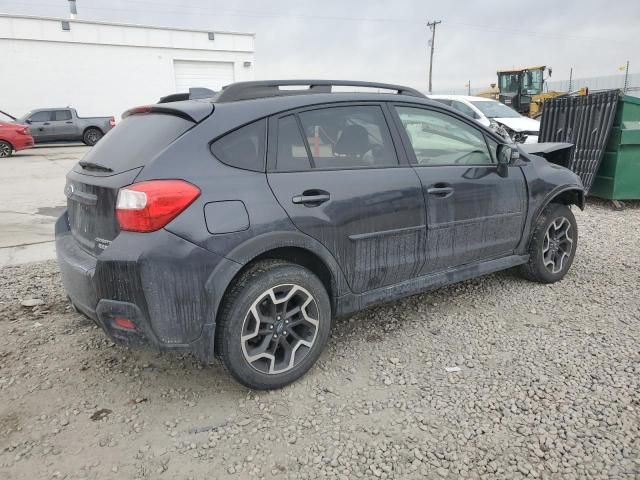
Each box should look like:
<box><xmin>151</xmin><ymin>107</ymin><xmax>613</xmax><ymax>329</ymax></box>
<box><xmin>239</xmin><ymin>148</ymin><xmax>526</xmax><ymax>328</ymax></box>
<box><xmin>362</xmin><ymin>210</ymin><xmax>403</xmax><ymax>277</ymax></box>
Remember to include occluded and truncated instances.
<box><xmin>429</xmin><ymin>95</ymin><xmax>539</xmax><ymax>143</ymax></box>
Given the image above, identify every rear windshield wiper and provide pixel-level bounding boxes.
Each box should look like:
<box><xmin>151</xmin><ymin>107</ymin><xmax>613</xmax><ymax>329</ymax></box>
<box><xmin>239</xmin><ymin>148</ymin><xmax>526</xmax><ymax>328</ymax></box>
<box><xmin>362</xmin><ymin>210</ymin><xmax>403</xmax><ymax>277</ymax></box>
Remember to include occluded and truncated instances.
<box><xmin>78</xmin><ymin>160</ymin><xmax>113</xmax><ymax>172</ymax></box>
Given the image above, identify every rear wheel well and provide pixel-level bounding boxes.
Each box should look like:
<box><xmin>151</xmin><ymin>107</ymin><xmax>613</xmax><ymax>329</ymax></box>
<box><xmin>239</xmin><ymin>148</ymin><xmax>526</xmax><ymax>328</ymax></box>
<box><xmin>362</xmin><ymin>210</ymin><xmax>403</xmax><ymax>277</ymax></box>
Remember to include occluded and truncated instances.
<box><xmin>251</xmin><ymin>247</ymin><xmax>334</xmax><ymax>303</ymax></box>
<box><xmin>216</xmin><ymin>247</ymin><xmax>336</xmax><ymax>323</ymax></box>
<box><xmin>83</xmin><ymin>126</ymin><xmax>103</xmax><ymax>135</ymax></box>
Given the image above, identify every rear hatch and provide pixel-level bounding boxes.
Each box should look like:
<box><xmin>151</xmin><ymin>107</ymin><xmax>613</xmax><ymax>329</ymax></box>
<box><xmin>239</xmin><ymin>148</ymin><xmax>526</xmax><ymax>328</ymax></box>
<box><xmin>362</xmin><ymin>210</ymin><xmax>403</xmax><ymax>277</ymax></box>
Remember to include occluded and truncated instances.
<box><xmin>65</xmin><ymin>102</ymin><xmax>213</xmax><ymax>256</ymax></box>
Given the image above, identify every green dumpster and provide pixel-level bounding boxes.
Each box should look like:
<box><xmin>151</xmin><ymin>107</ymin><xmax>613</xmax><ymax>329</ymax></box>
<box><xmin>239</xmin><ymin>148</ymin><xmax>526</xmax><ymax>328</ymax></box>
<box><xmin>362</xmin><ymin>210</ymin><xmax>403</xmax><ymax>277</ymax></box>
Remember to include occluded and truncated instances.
<box><xmin>591</xmin><ymin>95</ymin><xmax>640</xmax><ymax>200</ymax></box>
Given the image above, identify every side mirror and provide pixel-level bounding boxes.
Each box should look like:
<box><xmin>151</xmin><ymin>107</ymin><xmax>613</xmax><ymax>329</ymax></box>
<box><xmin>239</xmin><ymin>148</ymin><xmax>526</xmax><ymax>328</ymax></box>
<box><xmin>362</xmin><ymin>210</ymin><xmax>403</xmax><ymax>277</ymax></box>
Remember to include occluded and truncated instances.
<box><xmin>25</xmin><ymin>119</ymin><xmax>32</xmax><ymax>124</ymax></box>
<box><xmin>496</xmin><ymin>143</ymin><xmax>519</xmax><ymax>165</ymax></box>
<box><xmin>496</xmin><ymin>144</ymin><xmax>519</xmax><ymax>177</ymax></box>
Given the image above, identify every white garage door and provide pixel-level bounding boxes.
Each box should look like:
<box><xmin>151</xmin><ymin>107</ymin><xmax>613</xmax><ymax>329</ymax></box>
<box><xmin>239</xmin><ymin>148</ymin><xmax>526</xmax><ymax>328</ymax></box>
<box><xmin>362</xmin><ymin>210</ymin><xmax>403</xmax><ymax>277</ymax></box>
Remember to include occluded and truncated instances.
<box><xmin>173</xmin><ymin>60</ymin><xmax>235</xmax><ymax>93</ymax></box>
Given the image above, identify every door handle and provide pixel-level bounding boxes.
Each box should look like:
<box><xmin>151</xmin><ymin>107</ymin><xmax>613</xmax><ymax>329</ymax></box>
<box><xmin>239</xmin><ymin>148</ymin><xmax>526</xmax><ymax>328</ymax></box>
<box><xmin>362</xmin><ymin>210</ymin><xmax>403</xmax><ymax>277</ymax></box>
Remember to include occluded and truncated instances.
<box><xmin>292</xmin><ymin>190</ymin><xmax>330</xmax><ymax>206</ymax></box>
<box><xmin>43</xmin><ymin>122</ymin><xmax>50</xmax><ymax>125</ymax></box>
<box><xmin>427</xmin><ymin>183</ymin><xmax>454</xmax><ymax>198</ymax></box>
<box><xmin>65</xmin><ymin>121</ymin><xmax>73</xmax><ymax>124</ymax></box>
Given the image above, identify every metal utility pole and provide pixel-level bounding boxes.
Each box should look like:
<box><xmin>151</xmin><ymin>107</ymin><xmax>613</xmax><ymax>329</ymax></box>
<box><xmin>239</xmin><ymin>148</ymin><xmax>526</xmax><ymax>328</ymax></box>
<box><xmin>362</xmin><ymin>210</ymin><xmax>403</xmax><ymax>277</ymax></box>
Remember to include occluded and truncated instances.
<box><xmin>568</xmin><ymin>67</ymin><xmax>573</xmax><ymax>93</ymax></box>
<box><xmin>427</xmin><ymin>20</ymin><xmax>441</xmax><ymax>94</ymax></box>
<box><xmin>623</xmin><ymin>61</ymin><xmax>629</xmax><ymax>94</ymax></box>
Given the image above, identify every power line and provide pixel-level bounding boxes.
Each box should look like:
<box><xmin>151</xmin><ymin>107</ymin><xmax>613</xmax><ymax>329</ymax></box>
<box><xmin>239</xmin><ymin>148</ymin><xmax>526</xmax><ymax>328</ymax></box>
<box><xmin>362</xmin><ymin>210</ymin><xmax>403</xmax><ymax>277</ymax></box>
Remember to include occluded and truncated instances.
<box><xmin>0</xmin><ymin>1</ymin><xmax>629</xmax><ymax>44</ymax></box>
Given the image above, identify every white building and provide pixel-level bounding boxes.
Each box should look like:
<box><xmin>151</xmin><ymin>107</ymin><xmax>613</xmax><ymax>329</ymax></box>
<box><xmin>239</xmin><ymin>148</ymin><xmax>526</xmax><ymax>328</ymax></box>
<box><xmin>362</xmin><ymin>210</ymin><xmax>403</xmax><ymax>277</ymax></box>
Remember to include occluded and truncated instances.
<box><xmin>0</xmin><ymin>14</ymin><xmax>255</xmax><ymax>119</ymax></box>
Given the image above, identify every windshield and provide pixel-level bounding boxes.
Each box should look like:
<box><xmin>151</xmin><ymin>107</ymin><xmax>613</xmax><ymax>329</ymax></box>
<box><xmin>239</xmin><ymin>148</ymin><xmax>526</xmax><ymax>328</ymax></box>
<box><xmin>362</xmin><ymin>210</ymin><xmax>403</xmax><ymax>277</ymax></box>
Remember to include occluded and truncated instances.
<box><xmin>15</xmin><ymin>112</ymin><xmax>34</xmax><ymax>123</ymax></box>
<box><xmin>471</xmin><ymin>101</ymin><xmax>521</xmax><ymax>119</ymax></box>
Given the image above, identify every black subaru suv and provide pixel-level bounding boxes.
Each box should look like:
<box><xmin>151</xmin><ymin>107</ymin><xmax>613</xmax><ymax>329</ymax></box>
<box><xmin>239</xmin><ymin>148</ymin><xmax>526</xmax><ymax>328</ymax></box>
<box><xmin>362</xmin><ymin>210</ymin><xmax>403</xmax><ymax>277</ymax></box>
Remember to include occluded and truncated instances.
<box><xmin>56</xmin><ymin>80</ymin><xmax>584</xmax><ymax>389</ymax></box>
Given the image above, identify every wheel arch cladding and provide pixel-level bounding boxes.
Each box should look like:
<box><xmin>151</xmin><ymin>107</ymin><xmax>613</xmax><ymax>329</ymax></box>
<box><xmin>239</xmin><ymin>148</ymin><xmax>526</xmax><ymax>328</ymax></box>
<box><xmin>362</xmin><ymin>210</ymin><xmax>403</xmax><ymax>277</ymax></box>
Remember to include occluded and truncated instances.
<box><xmin>528</xmin><ymin>187</ymin><xmax>583</xmax><ymax>248</ymax></box>
<box><xmin>537</xmin><ymin>188</ymin><xmax>585</xmax><ymax>224</ymax></box>
<box><xmin>211</xmin><ymin>242</ymin><xmax>346</xmax><ymax>330</ymax></box>
<box><xmin>549</xmin><ymin>188</ymin><xmax>585</xmax><ymax>210</ymax></box>
<box><xmin>84</xmin><ymin>125</ymin><xmax>103</xmax><ymax>135</ymax></box>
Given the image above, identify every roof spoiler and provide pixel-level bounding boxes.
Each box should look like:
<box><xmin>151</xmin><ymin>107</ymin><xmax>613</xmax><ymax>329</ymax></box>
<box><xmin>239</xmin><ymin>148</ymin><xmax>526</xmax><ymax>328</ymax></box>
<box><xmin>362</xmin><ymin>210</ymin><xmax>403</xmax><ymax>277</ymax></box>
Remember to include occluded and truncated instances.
<box><xmin>158</xmin><ymin>87</ymin><xmax>217</xmax><ymax>104</ymax></box>
<box><xmin>123</xmin><ymin>100</ymin><xmax>214</xmax><ymax>123</ymax></box>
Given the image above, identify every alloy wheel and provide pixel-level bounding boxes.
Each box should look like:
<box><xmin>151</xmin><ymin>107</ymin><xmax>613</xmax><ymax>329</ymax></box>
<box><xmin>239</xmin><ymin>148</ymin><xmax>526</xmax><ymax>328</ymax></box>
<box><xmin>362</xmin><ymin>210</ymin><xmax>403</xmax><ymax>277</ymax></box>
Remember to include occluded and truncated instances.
<box><xmin>0</xmin><ymin>142</ymin><xmax>11</xmax><ymax>157</ymax></box>
<box><xmin>542</xmin><ymin>217</ymin><xmax>573</xmax><ymax>274</ymax></box>
<box><xmin>241</xmin><ymin>284</ymin><xmax>319</xmax><ymax>374</ymax></box>
<box><xmin>86</xmin><ymin>130</ymin><xmax>101</xmax><ymax>145</ymax></box>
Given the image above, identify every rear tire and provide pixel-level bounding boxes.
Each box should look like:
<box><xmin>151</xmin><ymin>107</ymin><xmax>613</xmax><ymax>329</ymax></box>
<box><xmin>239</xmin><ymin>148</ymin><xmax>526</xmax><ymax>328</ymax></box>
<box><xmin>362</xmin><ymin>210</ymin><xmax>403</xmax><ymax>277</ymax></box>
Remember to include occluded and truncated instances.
<box><xmin>519</xmin><ymin>203</ymin><xmax>578</xmax><ymax>283</ymax></box>
<box><xmin>216</xmin><ymin>260</ymin><xmax>331</xmax><ymax>390</ymax></box>
<box><xmin>83</xmin><ymin>128</ymin><xmax>103</xmax><ymax>146</ymax></box>
<box><xmin>0</xmin><ymin>140</ymin><xmax>13</xmax><ymax>158</ymax></box>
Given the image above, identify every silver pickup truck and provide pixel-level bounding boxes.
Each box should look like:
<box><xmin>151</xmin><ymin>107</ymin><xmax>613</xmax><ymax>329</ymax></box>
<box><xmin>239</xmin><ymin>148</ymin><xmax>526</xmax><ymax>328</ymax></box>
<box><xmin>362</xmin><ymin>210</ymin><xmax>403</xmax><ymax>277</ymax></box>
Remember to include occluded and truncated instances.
<box><xmin>16</xmin><ymin>108</ymin><xmax>115</xmax><ymax>146</ymax></box>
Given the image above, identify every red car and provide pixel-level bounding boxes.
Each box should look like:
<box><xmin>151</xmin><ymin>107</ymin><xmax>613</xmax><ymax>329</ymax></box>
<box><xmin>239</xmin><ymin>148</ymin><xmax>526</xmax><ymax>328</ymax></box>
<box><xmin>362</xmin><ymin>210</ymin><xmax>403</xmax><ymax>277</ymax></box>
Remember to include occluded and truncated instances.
<box><xmin>0</xmin><ymin>111</ymin><xmax>34</xmax><ymax>157</ymax></box>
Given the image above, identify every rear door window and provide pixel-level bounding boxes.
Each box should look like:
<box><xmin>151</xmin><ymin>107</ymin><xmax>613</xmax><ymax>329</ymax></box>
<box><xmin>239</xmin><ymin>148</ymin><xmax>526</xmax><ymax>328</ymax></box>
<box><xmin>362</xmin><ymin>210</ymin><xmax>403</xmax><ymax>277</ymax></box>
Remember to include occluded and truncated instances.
<box><xmin>54</xmin><ymin>110</ymin><xmax>72</xmax><ymax>121</ymax></box>
<box><xmin>210</xmin><ymin>119</ymin><xmax>266</xmax><ymax>172</ymax></box>
<box><xmin>297</xmin><ymin>106</ymin><xmax>398</xmax><ymax>169</ymax></box>
<box><xmin>276</xmin><ymin>115</ymin><xmax>311</xmax><ymax>171</ymax></box>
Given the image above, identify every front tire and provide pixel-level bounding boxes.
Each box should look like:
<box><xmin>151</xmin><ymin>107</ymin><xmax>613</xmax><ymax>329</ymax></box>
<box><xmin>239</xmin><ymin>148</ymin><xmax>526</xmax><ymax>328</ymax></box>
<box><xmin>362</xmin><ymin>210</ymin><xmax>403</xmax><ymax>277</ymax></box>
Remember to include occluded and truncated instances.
<box><xmin>0</xmin><ymin>141</ymin><xmax>13</xmax><ymax>158</ymax></box>
<box><xmin>519</xmin><ymin>203</ymin><xmax>578</xmax><ymax>283</ymax></box>
<box><xmin>83</xmin><ymin>128</ymin><xmax>103</xmax><ymax>146</ymax></box>
<box><xmin>216</xmin><ymin>260</ymin><xmax>332</xmax><ymax>390</ymax></box>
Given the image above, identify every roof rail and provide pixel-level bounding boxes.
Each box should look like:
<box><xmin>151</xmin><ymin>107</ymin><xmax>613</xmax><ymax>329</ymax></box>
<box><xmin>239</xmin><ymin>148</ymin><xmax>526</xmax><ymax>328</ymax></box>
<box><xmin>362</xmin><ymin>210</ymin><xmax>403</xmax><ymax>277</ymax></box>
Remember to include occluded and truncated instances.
<box><xmin>158</xmin><ymin>87</ymin><xmax>216</xmax><ymax>104</ymax></box>
<box><xmin>215</xmin><ymin>80</ymin><xmax>426</xmax><ymax>103</ymax></box>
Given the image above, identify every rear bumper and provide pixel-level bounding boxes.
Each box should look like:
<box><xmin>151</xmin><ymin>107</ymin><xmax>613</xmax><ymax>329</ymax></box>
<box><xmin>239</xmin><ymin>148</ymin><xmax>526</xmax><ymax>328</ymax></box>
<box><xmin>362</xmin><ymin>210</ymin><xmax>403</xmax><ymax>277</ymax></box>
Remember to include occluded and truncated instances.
<box><xmin>12</xmin><ymin>135</ymin><xmax>34</xmax><ymax>151</ymax></box>
<box><xmin>55</xmin><ymin>211</ymin><xmax>239</xmax><ymax>362</ymax></box>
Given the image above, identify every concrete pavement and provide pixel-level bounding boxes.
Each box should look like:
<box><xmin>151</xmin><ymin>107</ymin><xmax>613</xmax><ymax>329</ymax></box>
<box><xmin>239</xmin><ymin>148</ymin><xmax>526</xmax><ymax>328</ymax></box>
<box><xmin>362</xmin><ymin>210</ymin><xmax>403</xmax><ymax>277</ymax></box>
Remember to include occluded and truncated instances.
<box><xmin>0</xmin><ymin>145</ymin><xmax>89</xmax><ymax>266</ymax></box>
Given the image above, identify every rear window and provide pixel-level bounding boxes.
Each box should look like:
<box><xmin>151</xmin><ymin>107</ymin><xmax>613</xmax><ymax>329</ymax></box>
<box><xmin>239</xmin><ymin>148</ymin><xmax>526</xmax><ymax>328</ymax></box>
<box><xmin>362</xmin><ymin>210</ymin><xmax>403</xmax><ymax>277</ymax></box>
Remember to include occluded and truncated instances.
<box><xmin>431</xmin><ymin>99</ymin><xmax>452</xmax><ymax>107</ymax></box>
<box><xmin>210</xmin><ymin>120</ymin><xmax>266</xmax><ymax>172</ymax></box>
<box><xmin>78</xmin><ymin>113</ymin><xmax>193</xmax><ymax>173</ymax></box>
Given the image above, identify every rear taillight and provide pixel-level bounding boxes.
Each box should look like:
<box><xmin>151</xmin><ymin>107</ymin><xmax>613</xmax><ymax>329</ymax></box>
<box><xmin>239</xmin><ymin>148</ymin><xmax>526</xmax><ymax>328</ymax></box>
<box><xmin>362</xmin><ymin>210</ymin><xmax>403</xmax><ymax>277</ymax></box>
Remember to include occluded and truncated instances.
<box><xmin>116</xmin><ymin>180</ymin><xmax>200</xmax><ymax>232</ymax></box>
<box><xmin>109</xmin><ymin>117</ymin><xmax>116</xmax><ymax>128</ymax></box>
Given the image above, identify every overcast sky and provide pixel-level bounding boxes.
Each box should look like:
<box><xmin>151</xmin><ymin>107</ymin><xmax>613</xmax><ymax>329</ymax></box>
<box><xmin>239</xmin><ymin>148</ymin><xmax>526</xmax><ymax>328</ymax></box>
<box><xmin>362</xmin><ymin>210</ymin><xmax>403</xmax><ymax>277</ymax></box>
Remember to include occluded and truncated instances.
<box><xmin>1</xmin><ymin>0</ymin><xmax>638</xmax><ymax>92</ymax></box>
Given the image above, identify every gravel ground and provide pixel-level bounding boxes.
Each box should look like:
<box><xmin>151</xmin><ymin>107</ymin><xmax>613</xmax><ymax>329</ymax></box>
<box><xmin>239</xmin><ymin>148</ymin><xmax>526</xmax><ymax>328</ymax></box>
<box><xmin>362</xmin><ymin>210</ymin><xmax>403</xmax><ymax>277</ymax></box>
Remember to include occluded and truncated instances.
<box><xmin>1</xmin><ymin>200</ymin><xmax>639</xmax><ymax>480</ymax></box>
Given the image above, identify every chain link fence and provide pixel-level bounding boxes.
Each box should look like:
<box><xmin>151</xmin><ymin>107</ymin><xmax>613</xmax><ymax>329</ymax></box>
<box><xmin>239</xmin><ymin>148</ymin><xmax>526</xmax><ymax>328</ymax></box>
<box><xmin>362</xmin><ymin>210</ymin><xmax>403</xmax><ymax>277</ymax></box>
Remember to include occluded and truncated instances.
<box><xmin>432</xmin><ymin>72</ymin><xmax>639</xmax><ymax>96</ymax></box>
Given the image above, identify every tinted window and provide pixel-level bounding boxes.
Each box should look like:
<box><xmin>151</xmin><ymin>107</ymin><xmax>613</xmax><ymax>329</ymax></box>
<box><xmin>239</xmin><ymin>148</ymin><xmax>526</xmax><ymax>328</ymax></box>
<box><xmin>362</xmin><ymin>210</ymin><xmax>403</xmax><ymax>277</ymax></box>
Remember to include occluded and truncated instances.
<box><xmin>54</xmin><ymin>110</ymin><xmax>72</xmax><ymax>121</ymax></box>
<box><xmin>77</xmin><ymin>113</ymin><xmax>194</xmax><ymax>173</ymax></box>
<box><xmin>29</xmin><ymin>111</ymin><xmax>52</xmax><ymax>122</ymax></box>
<box><xmin>395</xmin><ymin>107</ymin><xmax>494</xmax><ymax>166</ymax></box>
<box><xmin>211</xmin><ymin>120</ymin><xmax>266</xmax><ymax>172</ymax></box>
<box><xmin>486</xmin><ymin>136</ymin><xmax>499</xmax><ymax>162</ymax></box>
<box><xmin>451</xmin><ymin>101</ymin><xmax>477</xmax><ymax>119</ymax></box>
<box><xmin>297</xmin><ymin>106</ymin><xmax>397</xmax><ymax>169</ymax></box>
<box><xmin>276</xmin><ymin>115</ymin><xmax>311</xmax><ymax>171</ymax></box>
